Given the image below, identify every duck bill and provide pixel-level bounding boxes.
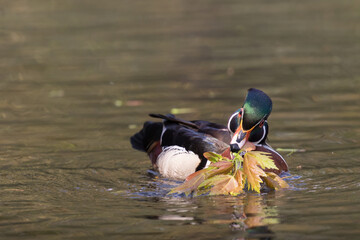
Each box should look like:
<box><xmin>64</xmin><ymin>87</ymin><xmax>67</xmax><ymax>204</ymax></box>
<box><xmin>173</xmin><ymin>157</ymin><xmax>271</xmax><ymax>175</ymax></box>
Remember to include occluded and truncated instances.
<box><xmin>230</xmin><ymin>126</ymin><xmax>252</xmax><ymax>153</ymax></box>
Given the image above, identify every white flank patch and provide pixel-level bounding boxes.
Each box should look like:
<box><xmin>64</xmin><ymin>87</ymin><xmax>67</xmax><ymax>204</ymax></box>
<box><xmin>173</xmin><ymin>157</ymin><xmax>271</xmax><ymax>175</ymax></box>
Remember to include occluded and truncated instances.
<box><xmin>156</xmin><ymin>146</ymin><xmax>201</xmax><ymax>180</ymax></box>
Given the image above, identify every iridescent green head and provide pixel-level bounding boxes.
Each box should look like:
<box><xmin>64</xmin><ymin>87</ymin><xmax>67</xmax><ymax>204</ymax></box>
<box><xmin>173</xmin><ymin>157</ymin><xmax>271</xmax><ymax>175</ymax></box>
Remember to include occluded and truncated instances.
<box><xmin>242</xmin><ymin>88</ymin><xmax>272</xmax><ymax>130</ymax></box>
<box><xmin>227</xmin><ymin>88</ymin><xmax>273</xmax><ymax>152</ymax></box>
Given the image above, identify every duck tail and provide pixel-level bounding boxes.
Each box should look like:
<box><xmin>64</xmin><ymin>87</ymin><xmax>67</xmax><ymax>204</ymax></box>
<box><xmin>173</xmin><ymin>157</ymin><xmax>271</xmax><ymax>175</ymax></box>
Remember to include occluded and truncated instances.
<box><xmin>130</xmin><ymin>121</ymin><xmax>163</xmax><ymax>152</ymax></box>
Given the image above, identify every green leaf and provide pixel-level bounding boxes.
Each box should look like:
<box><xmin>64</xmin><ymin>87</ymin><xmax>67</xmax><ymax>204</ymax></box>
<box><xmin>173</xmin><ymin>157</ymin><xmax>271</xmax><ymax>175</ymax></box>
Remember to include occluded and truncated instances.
<box><xmin>203</xmin><ymin>152</ymin><xmax>225</xmax><ymax>163</ymax></box>
<box><xmin>198</xmin><ymin>174</ymin><xmax>229</xmax><ymax>189</ymax></box>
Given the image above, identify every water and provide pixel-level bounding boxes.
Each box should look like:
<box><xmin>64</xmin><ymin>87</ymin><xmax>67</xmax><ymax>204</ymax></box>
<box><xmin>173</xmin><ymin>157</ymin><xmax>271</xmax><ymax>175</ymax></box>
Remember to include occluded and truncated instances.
<box><xmin>0</xmin><ymin>0</ymin><xmax>360</xmax><ymax>239</ymax></box>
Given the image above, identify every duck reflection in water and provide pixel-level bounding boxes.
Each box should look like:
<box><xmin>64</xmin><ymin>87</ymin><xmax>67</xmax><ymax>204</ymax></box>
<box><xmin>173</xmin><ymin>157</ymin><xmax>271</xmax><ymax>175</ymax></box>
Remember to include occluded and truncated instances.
<box><xmin>205</xmin><ymin>194</ymin><xmax>278</xmax><ymax>239</ymax></box>
<box><xmin>142</xmin><ymin>178</ymin><xmax>280</xmax><ymax>240</ymax></box>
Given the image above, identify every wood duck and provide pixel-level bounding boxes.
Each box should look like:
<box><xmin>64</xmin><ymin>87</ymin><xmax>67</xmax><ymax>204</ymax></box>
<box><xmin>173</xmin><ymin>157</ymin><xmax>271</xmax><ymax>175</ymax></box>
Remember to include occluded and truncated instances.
<box><xmin>130</xmin><ymin>88</ymin><xmax>288</xmax><ymax>180</ymax></box>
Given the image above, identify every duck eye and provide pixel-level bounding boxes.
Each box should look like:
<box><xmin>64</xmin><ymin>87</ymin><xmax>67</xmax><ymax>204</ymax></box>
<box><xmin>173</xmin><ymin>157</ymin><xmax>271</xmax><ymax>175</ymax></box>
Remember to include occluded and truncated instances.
<box><xmin>258</xmin><ymin>119</ymin><xmax>265</xmax><ymax>128</ymax></box>
<box><xmin>227</xmin><ymin>111</ymin><xmax>241</xmax><ymax>133</ymax></box>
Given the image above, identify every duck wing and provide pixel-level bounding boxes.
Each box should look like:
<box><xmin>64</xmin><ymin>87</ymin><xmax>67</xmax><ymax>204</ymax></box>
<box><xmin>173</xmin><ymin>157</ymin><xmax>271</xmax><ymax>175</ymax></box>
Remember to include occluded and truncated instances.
<box><xmin>157</xmin><ymin>114</ymin><xmax>230</xmax><ymax>170</ymax></box>
<box><xmin>149</xmin><ymin>113</ymin><xmax>232</xmax><ymax>144</ymax></box>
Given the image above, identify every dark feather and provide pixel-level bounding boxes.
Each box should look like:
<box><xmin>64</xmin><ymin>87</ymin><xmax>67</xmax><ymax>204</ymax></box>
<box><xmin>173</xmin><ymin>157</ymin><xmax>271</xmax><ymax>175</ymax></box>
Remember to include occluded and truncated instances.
<box><xmin>130</xmin><ymin>121</ymin><xmax>162</xmax><ymax>152</ymax></box>
<box><xmin>149</xmin><ymin>114</ymin><xmax>232</xmax><ymax>144</ymax></box>
<box><xmin>161</xmin><ymin>119</ymin><xmax>229</xmax><ymax>170</ymax></box>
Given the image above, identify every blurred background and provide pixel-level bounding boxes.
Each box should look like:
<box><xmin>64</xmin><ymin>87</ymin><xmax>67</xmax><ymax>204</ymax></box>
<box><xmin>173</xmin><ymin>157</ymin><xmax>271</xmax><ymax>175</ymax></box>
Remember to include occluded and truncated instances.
<box><xmin>0</xmin><ymin>1</ymin><xmax>359</xmax><ymax>239</ymax></box>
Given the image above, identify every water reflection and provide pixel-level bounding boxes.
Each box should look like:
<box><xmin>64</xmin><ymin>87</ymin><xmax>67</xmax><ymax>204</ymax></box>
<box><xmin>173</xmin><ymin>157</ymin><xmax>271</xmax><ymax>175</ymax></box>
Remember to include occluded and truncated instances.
<box><xmin>131</xmin><ymin>176</ymin><xmax>289</xmax><ymax>239</ymax></box>
<box><xmin>205</xmin><ymin>194</ymin><xmax>279</xmax><ymax>236</ymax></box>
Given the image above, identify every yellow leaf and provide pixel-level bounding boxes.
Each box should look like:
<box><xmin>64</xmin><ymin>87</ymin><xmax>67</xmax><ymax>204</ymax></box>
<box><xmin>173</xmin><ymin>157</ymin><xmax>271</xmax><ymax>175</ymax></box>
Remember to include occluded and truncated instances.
<box><xmin>243</xmin><ymin>153</ymin><xmax>267</xmax><ymax>193</ymax></box>
<box><xmin>170</xmin><ymin>108</ymin><xmax>195</xmax><ymax>114</ymax></box>
<box><xmin>246</xmin><ymin>151</ymin><xmax>278</xmax><ymax>170</ymax></box>
<box><xmin>233</xmin><ymin>169</ymin><xmax>245</xmax><ymax>194</ymax></box>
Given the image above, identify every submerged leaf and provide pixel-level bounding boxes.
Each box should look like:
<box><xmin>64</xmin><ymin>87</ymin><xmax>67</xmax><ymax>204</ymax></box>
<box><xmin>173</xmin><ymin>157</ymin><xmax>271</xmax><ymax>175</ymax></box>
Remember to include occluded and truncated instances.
<box><xmin>263</xmin><ymin>172</ymin><xmax>289</xmax><ymax>190</ymax></box>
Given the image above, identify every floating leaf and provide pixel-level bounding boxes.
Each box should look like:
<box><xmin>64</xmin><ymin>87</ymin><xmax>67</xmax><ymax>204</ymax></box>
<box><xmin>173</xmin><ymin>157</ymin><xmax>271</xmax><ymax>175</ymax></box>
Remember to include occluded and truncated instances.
<box><xmin>126</xmin><ymin>100</ymin><xmax>143</xmax><ymax>107</ymax></box>
<box><xmin>276</xmin><ymin>148</ymin><xmax>306</xmax><ymax>156</ymax></box>
<box><xmin>49</xmin><ymin>89</ymin><xmax>65</xmax><ymax>98</ymax></box>
<box><xmin>276</xmin><ymin>148</ymin><xmax>305</xmax><ymax>153</ymax></box>
<box><xmin>114</xmin><ymin>100</ymin><xmax>123</xmax><ymax>107</ymax></box>
<box><xmin>170</xmin><ymin>108</ymin><xmax>195</xmax><ymax>114</ymax></box>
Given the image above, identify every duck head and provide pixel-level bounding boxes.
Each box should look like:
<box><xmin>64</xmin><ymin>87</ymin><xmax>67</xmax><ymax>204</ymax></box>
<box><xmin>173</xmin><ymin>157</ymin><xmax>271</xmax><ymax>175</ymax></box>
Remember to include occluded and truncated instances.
<box><xmin>227</xmin><ymin>88</ymin><xmax>272</xmax><ymax>152</ymax></box>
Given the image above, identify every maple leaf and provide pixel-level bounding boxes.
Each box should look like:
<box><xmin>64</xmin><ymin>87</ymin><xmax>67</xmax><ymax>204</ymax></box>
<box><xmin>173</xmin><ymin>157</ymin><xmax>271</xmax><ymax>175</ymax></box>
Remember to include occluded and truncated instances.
<box><xmin>233</xmin><ymin>169</ymin><xmax>245</xmax><ymax>194</ymax></box>
<box><xmin>247</xmin><ymin>151</ymin><xmax>278</xmax><ymax>170</ymax></box>
<box><xmin>199</xmin><ymin>175</ymin><xmax>239</xmax><ymax>196</ymax></box>
<box><xmin>169</xmin><ymin>144</ymin><xmax>288</xmax><ymax>196</ymax></box>
<box><xmin>243</xmin><ymin>153</ymin><xmax>267</xmax><ymax>193</ymax></box>
<box><xmin>208</xmin><ymin>160</ymin><xmax>233</xmax><ymax>170</ymax></box>
<box><xmin>185</xmin><ymin>160</ymin><xmax>233</xmax><ymax>181</ymax></box>
<box><xmin>169</xmin><ymin>160</ymin><xmax>233</xmax><ymax>196</ymax></box>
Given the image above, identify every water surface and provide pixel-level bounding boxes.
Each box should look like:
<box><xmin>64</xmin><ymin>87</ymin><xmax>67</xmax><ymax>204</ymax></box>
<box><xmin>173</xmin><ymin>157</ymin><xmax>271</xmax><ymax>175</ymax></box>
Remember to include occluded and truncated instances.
<box><xmin>0</xmin><ymin>1</ymin><xmax>360</xmax><ymax>239</ymax></box>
